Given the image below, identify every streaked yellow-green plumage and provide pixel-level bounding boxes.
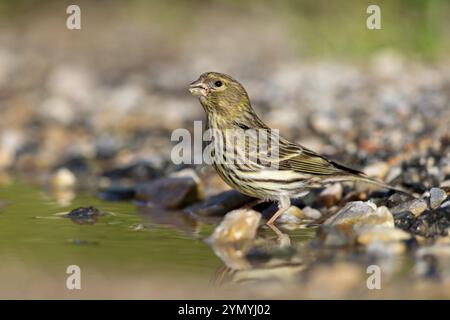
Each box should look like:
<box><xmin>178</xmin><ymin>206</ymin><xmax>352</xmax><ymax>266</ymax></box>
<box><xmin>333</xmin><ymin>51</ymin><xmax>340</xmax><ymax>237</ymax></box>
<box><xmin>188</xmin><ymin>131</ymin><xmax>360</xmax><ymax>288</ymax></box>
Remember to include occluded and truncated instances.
<box><xmin>189</xmin><ymin>72</ymin><xmax>412</xmax><ymax>223</ymax></box>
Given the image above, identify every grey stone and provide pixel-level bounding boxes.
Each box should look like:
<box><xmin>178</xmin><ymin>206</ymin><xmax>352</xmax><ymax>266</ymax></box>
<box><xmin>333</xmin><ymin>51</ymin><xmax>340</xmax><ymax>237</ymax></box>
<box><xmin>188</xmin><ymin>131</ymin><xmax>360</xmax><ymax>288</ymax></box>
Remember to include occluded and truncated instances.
<box><xmin>185</xmin><ymin>190</ymin><xmax>254</xmax><ymax>216</ymax></box>
<box><xmin>135</xmin><ymin>176</ymin><xmax>202</xmax><ymax>209</ymax></box>
<box><xmin>356</xmin><ymin>226</ymin><xmax>411</xmax><ymax>245</ymax></box>
<box><xmin>430</xmin><ymin>187</ymin><xmax>447</xmax><ymax>209</ymax></box>
<box><xmin>325</xmin><ymin>201</ymin><xmax>393</xmax><ymax>230</ymax></box>
<box><xmin>391</xmin><ymin>199</ymin><xmax>428</xmax><ymax>217</ymax></box>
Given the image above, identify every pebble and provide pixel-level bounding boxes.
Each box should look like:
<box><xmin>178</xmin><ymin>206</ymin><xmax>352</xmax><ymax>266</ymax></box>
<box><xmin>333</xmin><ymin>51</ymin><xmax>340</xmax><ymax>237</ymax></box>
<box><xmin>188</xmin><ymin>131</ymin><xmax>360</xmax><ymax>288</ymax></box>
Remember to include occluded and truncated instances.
<box><xmin>356</xmin><ymin>226</ymin><xmax>411</xmax><ymax>245</ymax></box>
<box><xmin>302</xmin><ymin>206</ymin><xmax>322</xmax><ymax>220</ymax></box>
<box><xmin>208</xmin><ymin>208</ymin><xmax>261</xmax><ymax>243</ymax></box>
<box><xmin>410</xmin><ymin>207</ymin><xmax>450</xmax><ymax>237</ymax></box>
<box><xmin>318</xmin><ymin>183</ymin><xmax>343</xmax><ymax>208</ymax></box>
<box><xmin>185</xmin><ymin>190</ymin><xmax>254</xmax><ymax>216</ymax></box>
<box><xmin>0</xmin><ymin>130</ymin><xmax>22</xmax><ymax>169</ymax></box>
<box><xmin>135</xmin><ymin>176</ymin><xmax>202</xmax><ymax>209</ymax></box>
<box><xmin>64</xmin><ymin>206</ymin><xmax>101</xmax><ymax>224</ymax></box>
<box><xmin>39</xmin><ymin>96</ymin><xmax>75</xmax><ymax>125</ymax></box>
<box><xmin>98</xmin><ymin>186</ymin><xmax>136</xmax><ymax>201</ymax></box>
<box><xmin>429</xmin><ymin>187</ymin><xmax>447</xmax><ymax>209</ymax></box>
<box><xmin>393</xmin><ymin>211</ymin><xmax>416</xmax><ymax>230</ymax></box>
<box><xmin>169</xmin><ymin>168</ymin><xmax>205</xmax><ymax>200</ymax></box>
<box><xmin>49</xmin><ymin>168</ymin><xmax>76</xmax><ymax>189</ymax></box>
<box><xmin>325</xmin><ymin>201</ymin><xmax>393</xmax><ymax>230</ymax></box>
<box><xmin>384</xmin><ymin>167</ymin><xmax>402</xmax><ymax>184</ymax></box>
<box><xmin>101</xmin><ymin>161</ymin><xmax>162</xmax><ymax>184</ymax></box>
<box><xmin>386</xmin><ymin>193</ymin><xmax>410</xmax><ymax>207</ymax></box>
<box><xmin>278</xmin><ymin>206</ymin><xmax>304</xmax><ymax>224</ymax></box>
<box><xmin>363</xmin><ymin>162</ymin><xmax>390</xmax><ymax>180</ymax></box>
<box><xmin>0</xmin><ymin>147</ymin><xmax>13</xmax><ymax>170</ymax></box>
<box><xmin>391</xmin><ymin>199</ymin><xmax>428</xmax><ymax>217</ymax></box>
<box><xmin>310</xmin><ymin>113</ymin><xmax>336</xmax><ymax>135</ymax></box>
<box><xmin>440</xmin><ymin>200</ymin><xmax>450</xmax><ymax>209</ymax></box>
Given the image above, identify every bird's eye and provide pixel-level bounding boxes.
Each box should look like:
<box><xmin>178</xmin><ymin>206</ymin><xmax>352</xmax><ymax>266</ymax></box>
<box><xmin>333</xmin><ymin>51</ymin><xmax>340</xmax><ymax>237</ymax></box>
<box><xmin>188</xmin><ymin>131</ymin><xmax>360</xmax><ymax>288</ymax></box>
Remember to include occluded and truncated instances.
<box><xmin>214</xmin><ymin>80</ymin><xmax>223</xmax><ymax>87</ymax></box>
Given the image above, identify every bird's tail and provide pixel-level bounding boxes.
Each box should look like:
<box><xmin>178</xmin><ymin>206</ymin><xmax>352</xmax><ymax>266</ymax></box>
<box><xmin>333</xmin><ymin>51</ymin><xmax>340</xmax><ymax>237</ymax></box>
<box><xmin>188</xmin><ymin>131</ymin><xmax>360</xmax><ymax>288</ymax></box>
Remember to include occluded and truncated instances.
<box><xmin>351</xmin><ymin>174</ymin><xmax>416</xmax><ymax>198</ymax></box>
<box><xmin>324</xmin><ymin>173</ymin><xmax>416</xmax><ymax>198</ymax></box>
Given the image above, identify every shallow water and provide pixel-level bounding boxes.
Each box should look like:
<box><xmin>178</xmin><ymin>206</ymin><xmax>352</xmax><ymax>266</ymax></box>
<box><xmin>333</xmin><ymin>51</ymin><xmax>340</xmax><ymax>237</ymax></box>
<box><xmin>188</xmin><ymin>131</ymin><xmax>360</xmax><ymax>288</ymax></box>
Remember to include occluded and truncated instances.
<box><xmin>0</xmin><ymin>182</ymin><xmax>221</xmax><ymax>276</ymax></box>
<box><xmin>0</xmin><ymin>180</ymin><xmax>316</xmax><ymax>298</ymax></box>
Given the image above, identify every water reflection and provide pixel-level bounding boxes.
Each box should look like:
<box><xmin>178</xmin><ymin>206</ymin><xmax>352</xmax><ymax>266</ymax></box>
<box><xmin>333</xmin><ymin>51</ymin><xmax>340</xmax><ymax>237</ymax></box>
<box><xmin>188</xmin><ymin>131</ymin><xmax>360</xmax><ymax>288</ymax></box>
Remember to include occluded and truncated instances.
<box><xmin>210</xmin><ymin>234</ymin><xmax>308</xmax><ymax>286</ymax></box>
<box><xmin>49</xmin><ymin>188</ymin><xmax>75</xmax><ymax>206</ymax></box>
<box><xmin>137</xmin><ymin>201</ymin><xmax>315</xmax><ymax>286</ymax></box>
<box><xmin>138</xmin><ymin>205</ymin><xmax>199</xmax><ymax>234</ymax></box>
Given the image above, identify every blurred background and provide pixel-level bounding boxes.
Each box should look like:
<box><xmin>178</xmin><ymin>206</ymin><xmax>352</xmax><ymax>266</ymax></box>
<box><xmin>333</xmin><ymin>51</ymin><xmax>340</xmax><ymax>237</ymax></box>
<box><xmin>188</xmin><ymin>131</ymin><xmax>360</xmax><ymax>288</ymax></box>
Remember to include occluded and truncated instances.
<box><xmin>0</xmin><ymin>0</ymin><xmax>449</xmax><ymax>299</ymax></box>
<box><xmin>1</xmin><ymin>0</ymin><xmax>449</xmax><ymax>178</ymax></box>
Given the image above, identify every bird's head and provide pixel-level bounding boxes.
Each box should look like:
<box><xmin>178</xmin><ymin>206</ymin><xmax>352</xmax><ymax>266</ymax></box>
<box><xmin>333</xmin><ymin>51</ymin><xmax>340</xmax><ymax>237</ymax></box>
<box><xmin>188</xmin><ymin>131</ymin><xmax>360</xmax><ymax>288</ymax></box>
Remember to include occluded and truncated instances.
<box><xmin>189</xmin><ymin>72</ymin><xmax>251</xmax><ymax>117</ymax></box>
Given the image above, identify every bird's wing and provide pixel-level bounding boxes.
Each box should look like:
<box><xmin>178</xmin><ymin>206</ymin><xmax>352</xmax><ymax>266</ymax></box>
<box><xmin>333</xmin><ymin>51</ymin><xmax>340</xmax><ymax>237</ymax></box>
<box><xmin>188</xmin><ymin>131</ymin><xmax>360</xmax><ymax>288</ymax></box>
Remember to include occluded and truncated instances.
<box><xmin>275</xmin><ymin>139</ymin><xmax>364</xmax><ymax>176</ymax></box>
<box><xmin>233</xmin><ymin>126</ymin><xmax>364</xmax><ymax>177</ymax></box>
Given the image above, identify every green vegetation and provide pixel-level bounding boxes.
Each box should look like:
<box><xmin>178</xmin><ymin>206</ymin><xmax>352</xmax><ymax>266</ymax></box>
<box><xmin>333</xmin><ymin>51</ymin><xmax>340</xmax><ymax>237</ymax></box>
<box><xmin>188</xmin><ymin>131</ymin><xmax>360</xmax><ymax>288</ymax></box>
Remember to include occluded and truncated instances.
<box><xmin>0</xmin><ymin>0</ymin><xmax>448</xmax><ymax>59</ymax></box>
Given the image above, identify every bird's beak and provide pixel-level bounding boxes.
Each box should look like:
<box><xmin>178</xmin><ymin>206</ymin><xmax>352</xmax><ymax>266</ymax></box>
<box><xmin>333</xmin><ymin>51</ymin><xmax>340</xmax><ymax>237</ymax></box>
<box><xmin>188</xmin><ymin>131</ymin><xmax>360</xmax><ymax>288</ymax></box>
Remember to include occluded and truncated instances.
<box><xmin>189</xmin><ymin>78</ymin><xmax>208</xmax><ymax>97</ymax></box>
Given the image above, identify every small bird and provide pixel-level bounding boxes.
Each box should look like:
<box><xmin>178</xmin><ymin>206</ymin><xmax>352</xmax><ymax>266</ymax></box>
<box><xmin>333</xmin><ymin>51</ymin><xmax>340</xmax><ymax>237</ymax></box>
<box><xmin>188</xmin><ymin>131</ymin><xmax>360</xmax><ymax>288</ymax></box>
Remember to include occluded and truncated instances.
<box><xmin>189</xmin><ymin>72</ymin><xmax>411</xmax><ymax>225</ymax></box>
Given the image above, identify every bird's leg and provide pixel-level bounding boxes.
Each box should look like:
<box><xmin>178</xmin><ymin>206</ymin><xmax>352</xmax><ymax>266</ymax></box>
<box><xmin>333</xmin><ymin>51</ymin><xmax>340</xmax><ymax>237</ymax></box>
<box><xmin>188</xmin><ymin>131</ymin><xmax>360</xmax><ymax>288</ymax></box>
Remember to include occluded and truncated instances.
<box><xmin>266</xmin><ymin>196</ymin><xmax>290</xmax><ymax>225</ymax></box>
<box><xmin>267</xmin><ymin>223</ymin><xmax>291</xmax><ymax>247</ymax></box>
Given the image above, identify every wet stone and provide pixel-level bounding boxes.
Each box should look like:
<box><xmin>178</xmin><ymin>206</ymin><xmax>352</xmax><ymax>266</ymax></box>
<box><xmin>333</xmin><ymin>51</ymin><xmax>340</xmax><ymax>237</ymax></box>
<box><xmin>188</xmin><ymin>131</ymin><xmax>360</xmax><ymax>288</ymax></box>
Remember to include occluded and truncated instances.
<box><xmin>356</xmin><ymin>226</ymin><xmax>411</xmax><ymax>246</ymax></box>
<box><xmin>101</xmin><ymin>161</ymin><xmax>162</xmax><ymax>183</ymax></box>
<box><xmin>363</xmin><ymin>161</ymin><xmax>390</xmax><ymax>180</ymax></box>
<box><xmin>410</xmin><ymin>207</ymin><xmax>450</xmax><ymax>237</ymax></box>
<box><xmin>135</xmin><ymin>176</ymin><xmax>202</xmax><ymax>209</ymax></box>
<box><xmin>430</xmin><ymin>187</ymin><xmax>447</xmax><ymax>209</ymax></box>
<box><xmin>64</xmin><ymin>206</ymin><xmax>101</xmax><ymax>224</ymax></box>
<box><xmin>391</xmin><ymin>199</ymin><xmax>427</xmax><ymax>217</ymax></box>
<box><xmin>394</xmin><ymin>211</ymin><xmax>417</xmax><ymax>231</ymax></box>
<box><xmin>56</xmin><ymin>156</ymin><xmax>91</xmax><ymax>175</ymax></box>
<box><xmin>386</xmin><ymin>193</ymin><xmax>411</xmax><ymax>207</ymax></box>
<box><xmin>325</xmin><ymin>201</ymin><xmax>393</xmax><ymax>230</ymax></box>
<box><xmin>278</xmin><ymin>205</ymin><xmax>304</xmax><ymax>224</ymax></box>
<box><xmin>208</xmin><ymin>208</ymin><xmax>261</xmax><ymax>243</ymax></box>
<box><xmin>398</xmin><ymin>156</ymin><xmax>442</xmax><ymax>193</ymax></box>
<box><xmin>185</xmin><ymin>189</ymin><xmax>254</xmax><ymax>216</ymax></box>
<box><xmin>98</xmin><ymin>186</ymin><xmax>136</xmax><ymax>201</ymax></box>
<box><xmin>440</xmin><ymin>180</ymin><xmax>450</xmax><ymax>189</ymax></box>
<box><xmin>318</xmin><ymin>183</ymin><xmax>343</xmax><ymax>208</ymax></box>
<box><xmin>302</xmin><ymin>206</ymin><xmax>322</xmax><ymax>220</ymax></box>
<box><xmin>441</xmin><ymin>200</ymin><xmax>450</xmax><ymax>209</ymax></box>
